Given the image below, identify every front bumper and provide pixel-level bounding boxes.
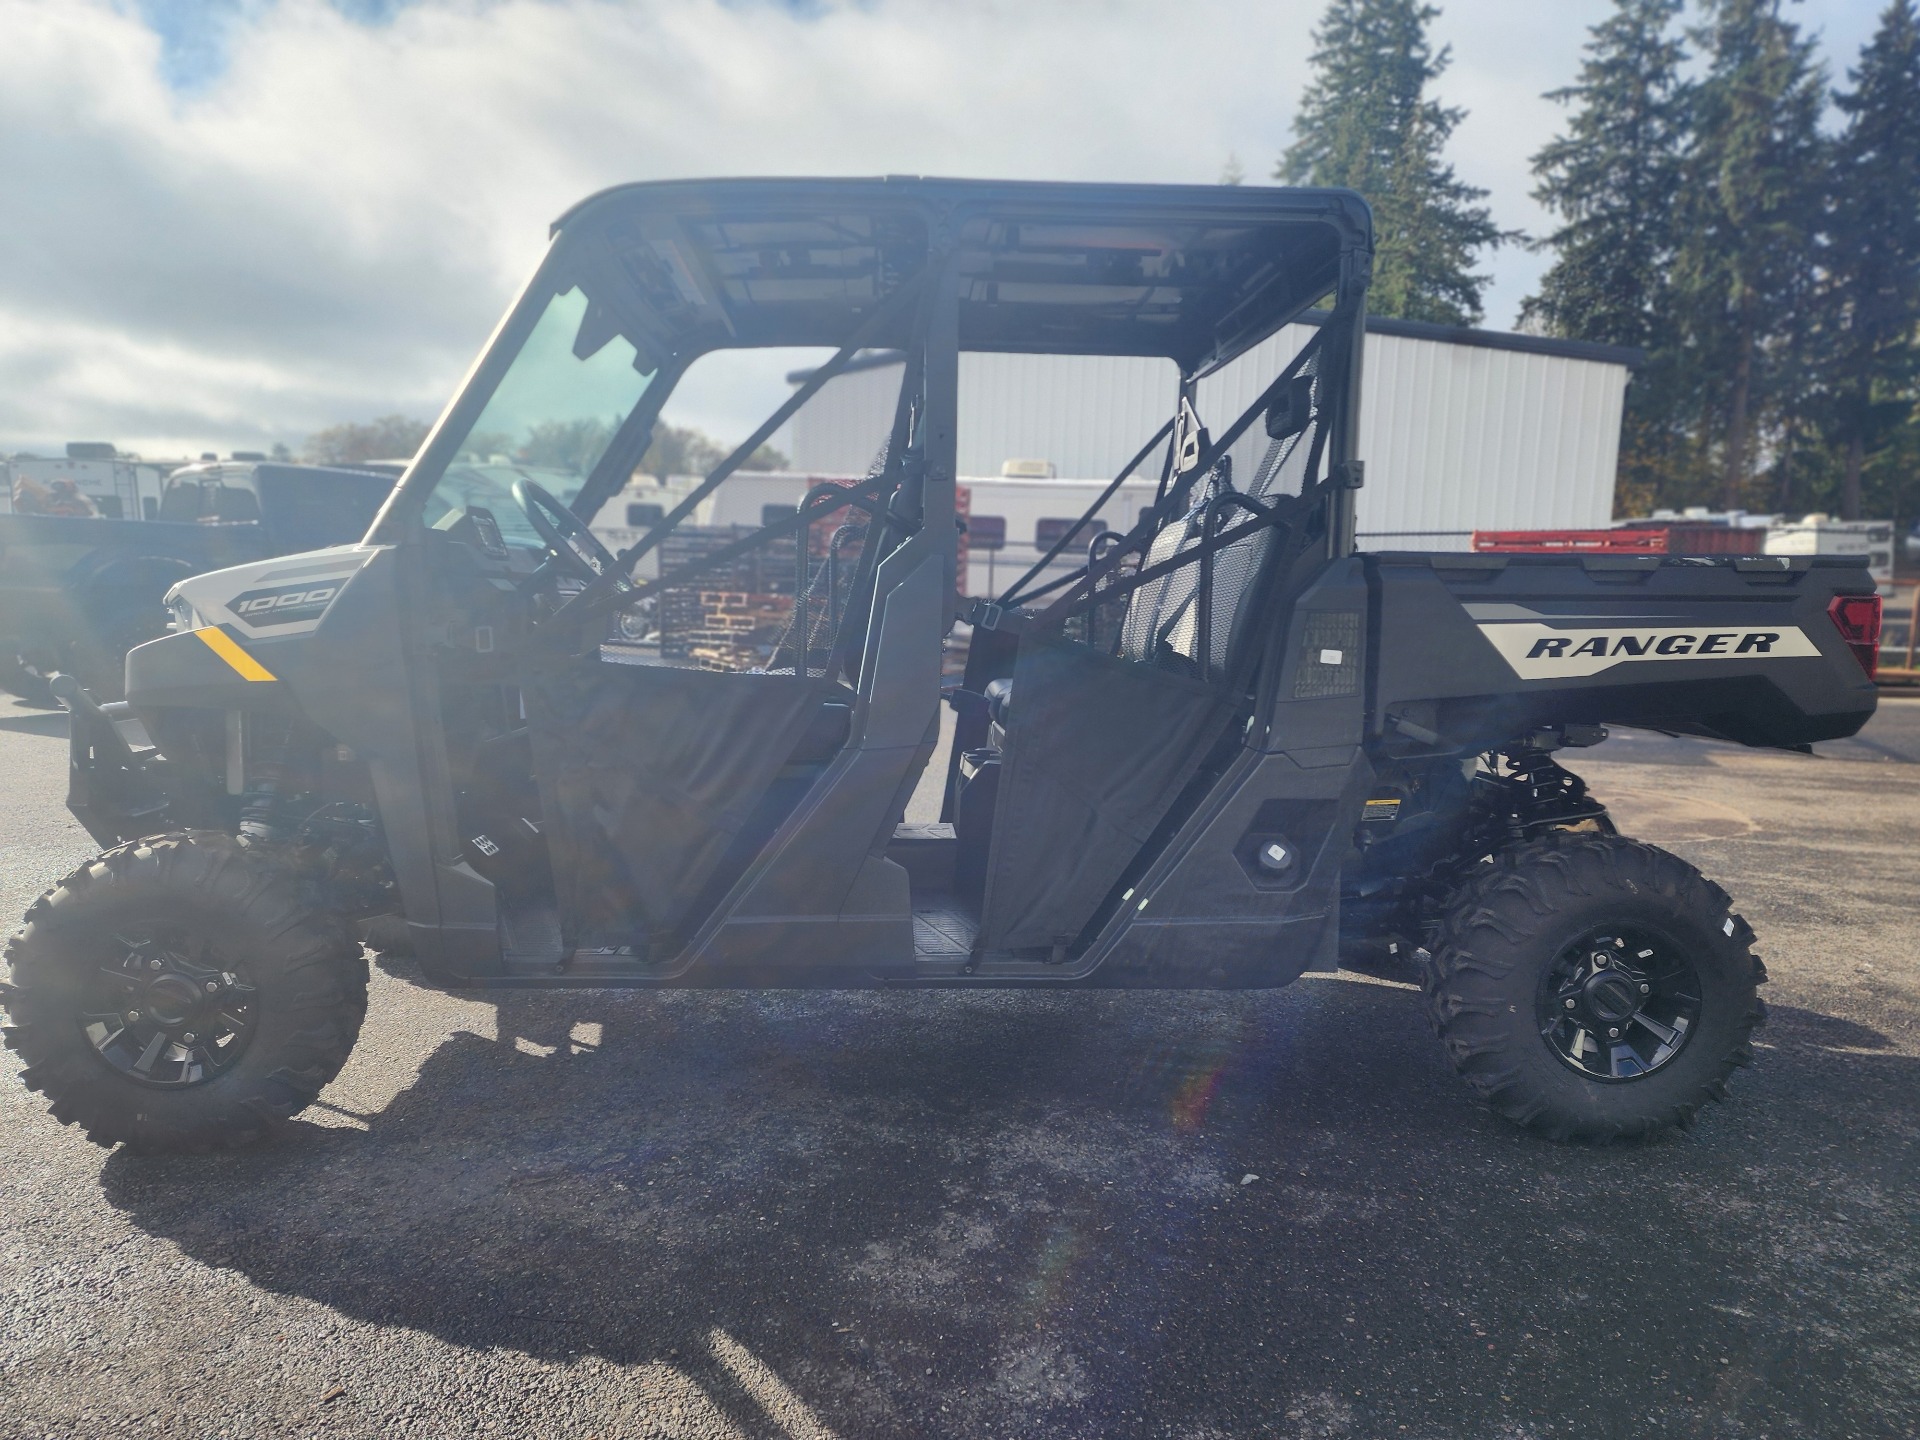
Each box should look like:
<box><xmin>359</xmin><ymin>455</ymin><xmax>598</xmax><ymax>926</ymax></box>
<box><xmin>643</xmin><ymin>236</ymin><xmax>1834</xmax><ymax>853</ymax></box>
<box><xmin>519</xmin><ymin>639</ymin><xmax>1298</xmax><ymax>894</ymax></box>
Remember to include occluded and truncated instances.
<box><xmin>53</xmin><ymin>676</ymin><xmax>171</xmax><ymax>847</ymax></box>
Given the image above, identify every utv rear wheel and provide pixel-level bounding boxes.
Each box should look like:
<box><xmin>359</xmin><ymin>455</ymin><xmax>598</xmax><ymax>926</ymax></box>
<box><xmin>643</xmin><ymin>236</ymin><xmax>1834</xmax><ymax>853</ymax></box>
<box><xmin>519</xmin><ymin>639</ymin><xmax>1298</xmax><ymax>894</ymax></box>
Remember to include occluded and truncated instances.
<box><xmin>1425</xmin><ymin>832</ymin><xmax>1764</xmax><ymax>1142</ymax></box>
<box><xmin>1</xmin><ymin>834</ymin><xmax>368</xmax><ymax>1153</ymax></box>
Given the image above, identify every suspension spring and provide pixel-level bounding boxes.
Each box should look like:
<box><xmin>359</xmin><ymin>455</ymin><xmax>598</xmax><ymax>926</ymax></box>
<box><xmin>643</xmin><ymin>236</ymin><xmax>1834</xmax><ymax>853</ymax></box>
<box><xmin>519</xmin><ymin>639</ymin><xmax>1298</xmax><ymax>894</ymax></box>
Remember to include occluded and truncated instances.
<box><xmin>238</xmin><ymin>764</ymin><xmax>289</xmax><ymax>843</ymax></box>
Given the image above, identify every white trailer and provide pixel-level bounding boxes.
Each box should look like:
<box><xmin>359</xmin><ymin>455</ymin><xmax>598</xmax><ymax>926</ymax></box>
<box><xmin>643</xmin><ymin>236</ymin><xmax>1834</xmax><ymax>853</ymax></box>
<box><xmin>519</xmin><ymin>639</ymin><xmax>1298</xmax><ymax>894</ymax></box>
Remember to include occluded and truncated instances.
<box><xmin>1</xmin><ymin>445</ymin><xmax>169</xmax><ymax>522</ymax></box>
<box><xmin>955</xmin><ymin>472</ymin><xmax>1164</xmax><ymax>601</ymax></box>
<box><xmin>1640</xmin><ymin>508</ymin><xmax>1898</xmax><ymax>590</ymax></box>
<box><xmin>1764</xmin><ymin>517</ymin><xmax>1896</xmax><ymax>589</ymax></box>
<box><xmin>591</xmin><ymin>470</ymin><xmax>828</xmax><ymax>579</ymax></box>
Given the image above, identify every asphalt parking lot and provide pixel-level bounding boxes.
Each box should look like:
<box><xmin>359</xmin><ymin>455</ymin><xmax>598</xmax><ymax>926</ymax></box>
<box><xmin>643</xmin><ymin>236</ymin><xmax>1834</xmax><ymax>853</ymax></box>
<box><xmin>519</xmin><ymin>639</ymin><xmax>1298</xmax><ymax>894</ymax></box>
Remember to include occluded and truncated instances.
<box><xmin>1</xmin><ymin>693</ymin><xmax>1916</xmax><ymax>1439</ymax></box>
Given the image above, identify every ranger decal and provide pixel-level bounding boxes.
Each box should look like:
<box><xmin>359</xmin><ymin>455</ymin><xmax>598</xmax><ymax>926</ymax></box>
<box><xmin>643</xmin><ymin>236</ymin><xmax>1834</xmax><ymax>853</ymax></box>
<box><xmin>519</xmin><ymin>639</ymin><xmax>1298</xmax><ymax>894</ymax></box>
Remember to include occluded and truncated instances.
<box><xmin>1476</xmin><ymin>621</ymin><xmax>1821</xmax><ymax>679</ymax></box>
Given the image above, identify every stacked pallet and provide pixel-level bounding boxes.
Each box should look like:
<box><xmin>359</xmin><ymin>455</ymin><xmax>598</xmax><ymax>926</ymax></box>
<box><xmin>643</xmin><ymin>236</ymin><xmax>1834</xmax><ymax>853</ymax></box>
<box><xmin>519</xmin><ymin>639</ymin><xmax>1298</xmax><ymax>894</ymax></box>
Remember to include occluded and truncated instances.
<box><xmin>684</xmin><ymin>590</ymin><xmax>793</xmax><ymax>671</ymax></box>
<box><xmin>656</xmin><ymin>525</ymin><xmax>798</xmax><ymax>659</ymax></box>
<box><xmin>647</xmin><ymin>514</ymin><xmax>874</xmax><ymax>668</ymax></box>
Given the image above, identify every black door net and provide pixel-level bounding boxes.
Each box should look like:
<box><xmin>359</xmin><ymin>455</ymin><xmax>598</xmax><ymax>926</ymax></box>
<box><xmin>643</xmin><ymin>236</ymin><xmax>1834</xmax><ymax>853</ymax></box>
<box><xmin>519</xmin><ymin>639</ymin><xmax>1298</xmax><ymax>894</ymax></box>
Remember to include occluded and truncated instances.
<box><xmin>524</xmin><ymin>665</ymin><xmax>843</xmax><ymax>950</ymax></box>
<box><xmin>979</xmin><ymin>633</ymin><xmax>1234</xmax><ymax>951</ymax></box>
<box><xmin>974</xmin><ymin>319</ymin><xmax>1340</xmax><ymax>954</ymax></box>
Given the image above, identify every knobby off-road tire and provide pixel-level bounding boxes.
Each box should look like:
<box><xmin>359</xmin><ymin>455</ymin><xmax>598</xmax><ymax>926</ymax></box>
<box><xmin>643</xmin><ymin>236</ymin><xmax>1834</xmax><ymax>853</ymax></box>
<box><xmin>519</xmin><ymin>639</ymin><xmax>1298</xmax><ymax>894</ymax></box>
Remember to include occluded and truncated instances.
<box><xmin>1</xmin><ymin>833</ymin><xmax>369</xmax><ymax>1153</ymax></box>
<box><xmin>1424</xmin><ymin>832</ymin><xmax>1765</xmax><ymax>1142</ymax></box>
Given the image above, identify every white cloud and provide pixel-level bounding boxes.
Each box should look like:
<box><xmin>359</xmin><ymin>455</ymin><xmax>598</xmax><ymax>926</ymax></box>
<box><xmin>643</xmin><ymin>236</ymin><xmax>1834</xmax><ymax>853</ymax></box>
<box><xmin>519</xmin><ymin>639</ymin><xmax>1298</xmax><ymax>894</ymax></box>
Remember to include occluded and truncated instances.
<box><xmin>0</xmin><ymin>0</ymin><xmax>1888</xmax><ymax>457</ymax></box>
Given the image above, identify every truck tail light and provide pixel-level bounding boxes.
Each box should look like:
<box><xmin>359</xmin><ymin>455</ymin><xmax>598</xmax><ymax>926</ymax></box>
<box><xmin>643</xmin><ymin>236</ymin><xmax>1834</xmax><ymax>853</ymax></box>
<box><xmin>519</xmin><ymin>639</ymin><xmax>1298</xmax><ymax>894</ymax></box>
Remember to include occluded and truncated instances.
<box><xmin>1827</xmin><ymin>594</ymin><xmax>1882</xmax><ymax>679</ymax></box>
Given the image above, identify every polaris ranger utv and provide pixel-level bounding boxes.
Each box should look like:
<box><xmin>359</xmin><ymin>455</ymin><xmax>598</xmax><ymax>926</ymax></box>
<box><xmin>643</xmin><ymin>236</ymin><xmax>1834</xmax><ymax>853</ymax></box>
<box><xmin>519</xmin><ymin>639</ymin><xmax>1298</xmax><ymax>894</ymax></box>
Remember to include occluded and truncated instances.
<box><xmin>2</xmin><ymin>179</ymin><xmax>1880</xmax><ymax>1153</ymax></box>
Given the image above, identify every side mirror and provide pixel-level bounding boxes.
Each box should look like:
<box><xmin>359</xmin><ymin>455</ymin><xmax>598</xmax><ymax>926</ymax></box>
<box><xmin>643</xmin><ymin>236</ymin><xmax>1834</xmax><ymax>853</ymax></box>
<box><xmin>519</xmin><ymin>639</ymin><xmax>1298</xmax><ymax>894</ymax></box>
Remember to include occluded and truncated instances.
<box><xmin>1264</xmin><ymin>374</ymin><xmax>1316</xmax><ymax>441</ymax></box>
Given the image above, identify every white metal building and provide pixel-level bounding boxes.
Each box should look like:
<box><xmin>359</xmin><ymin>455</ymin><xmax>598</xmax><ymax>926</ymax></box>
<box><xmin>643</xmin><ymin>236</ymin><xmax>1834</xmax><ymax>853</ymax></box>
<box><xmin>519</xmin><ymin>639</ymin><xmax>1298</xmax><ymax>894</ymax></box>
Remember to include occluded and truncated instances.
<box><xmin>787</xmin><ymin>315</ymin><xmax>1639</xmax><ymax>553</ymax></box>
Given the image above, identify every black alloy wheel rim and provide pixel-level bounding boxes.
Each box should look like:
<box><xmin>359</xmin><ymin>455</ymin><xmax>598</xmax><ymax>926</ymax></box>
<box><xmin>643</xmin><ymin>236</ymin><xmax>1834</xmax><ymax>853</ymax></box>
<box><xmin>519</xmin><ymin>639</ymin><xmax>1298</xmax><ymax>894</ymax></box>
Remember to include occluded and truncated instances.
<box><xmin>80</xmin><ymin>928</ymin><xmax>258</xmax><ymax>1088</ymax></box>
<box><xmin>1537</xmin><ymin>925</ymin><xmax>1703</xmax><ymax>1082</ymax></box>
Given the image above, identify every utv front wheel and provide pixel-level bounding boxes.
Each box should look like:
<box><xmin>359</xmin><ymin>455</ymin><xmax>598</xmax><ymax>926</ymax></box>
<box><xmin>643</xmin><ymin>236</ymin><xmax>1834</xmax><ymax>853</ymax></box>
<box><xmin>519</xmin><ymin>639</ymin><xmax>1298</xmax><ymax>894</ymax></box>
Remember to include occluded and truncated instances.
<box><xmin>1425</xmin><ymin>833</ymin><xmax>1764</xmax><ymax>1141</ymax></box>
<box><xmin>2</xmin><ymin>834</ymin><xmax>368</xmax><ymax>1153</ymax></box>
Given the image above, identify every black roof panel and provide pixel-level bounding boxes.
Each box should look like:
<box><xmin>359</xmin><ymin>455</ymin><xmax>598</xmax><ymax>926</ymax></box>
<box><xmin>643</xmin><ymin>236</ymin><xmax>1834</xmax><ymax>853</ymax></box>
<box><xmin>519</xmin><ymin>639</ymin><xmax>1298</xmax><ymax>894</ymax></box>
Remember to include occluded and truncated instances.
<box><xmin>554</xmin><ymin>177</ymin><xmax>1371</xmax><ymax>373</ymax></box>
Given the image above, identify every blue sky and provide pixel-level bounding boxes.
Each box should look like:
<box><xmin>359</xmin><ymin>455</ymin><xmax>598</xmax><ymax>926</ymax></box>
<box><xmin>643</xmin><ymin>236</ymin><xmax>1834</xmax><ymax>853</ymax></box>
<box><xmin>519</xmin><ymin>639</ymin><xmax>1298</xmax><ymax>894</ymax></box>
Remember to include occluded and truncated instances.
<box><xmin>137</xmin><ymin>0</ymin><xmax>405</xmax><ymax>88</ymax></box>
<box><xmin>0</xmin><ymin>0</ymin><xmax>1900</xmax><ymax>458</ymax></box>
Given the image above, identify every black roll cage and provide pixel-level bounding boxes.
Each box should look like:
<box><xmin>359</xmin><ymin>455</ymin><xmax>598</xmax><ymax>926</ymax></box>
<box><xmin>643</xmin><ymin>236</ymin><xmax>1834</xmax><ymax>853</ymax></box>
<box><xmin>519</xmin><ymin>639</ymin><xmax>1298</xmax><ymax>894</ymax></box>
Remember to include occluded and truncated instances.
<box><xmin>365</xmin><ymin>179</ymin><xmax>1374</xmax><ymax>643</ymax></box>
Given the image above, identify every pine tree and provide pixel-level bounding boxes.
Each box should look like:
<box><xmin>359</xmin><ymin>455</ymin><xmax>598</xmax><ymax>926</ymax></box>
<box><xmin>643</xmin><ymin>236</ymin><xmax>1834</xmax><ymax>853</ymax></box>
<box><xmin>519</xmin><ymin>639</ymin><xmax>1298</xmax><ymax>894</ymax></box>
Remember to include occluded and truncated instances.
<box><xmin>1676</xmin><ymin>0</ymin><xmax>1827</xmax><ymax>509</ymax></box>
<box><xmin>1823</xmin><ymin>0</ymin><xmax>1920</xmax><ymax>520</ymax></box>
<box><xmin>1521</xmin><ymin>0</ymin><xmax>1692</xmax><ymax>511</ymax></box>
<box><xmin>1524</xmin><ymin>0</ymin><xmax>1688</xmax><ymax>348</ymax></box>
<box><xmin>1766</xmin><ymin>212</ymin><xmax>1828</xmax><ymax>515</ymax></box>
<box><xmin>1278</xmin><ymin>0</ymin><xmax>1510</xmax><ymax>326</ymax></box>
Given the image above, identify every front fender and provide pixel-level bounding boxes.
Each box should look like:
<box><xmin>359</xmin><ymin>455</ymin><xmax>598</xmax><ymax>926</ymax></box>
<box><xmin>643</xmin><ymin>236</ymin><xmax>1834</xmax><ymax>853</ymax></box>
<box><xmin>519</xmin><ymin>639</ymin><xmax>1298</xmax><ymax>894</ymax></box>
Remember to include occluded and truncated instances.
<box><xmin>125</xmin><ymin>627</ymin><xmax>293</xmax><ymax>711</ymax></box>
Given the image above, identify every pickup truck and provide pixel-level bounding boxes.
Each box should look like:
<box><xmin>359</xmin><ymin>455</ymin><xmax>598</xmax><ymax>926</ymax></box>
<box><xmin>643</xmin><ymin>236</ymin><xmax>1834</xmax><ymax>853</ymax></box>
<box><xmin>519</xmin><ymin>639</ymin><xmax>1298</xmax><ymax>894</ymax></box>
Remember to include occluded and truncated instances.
<box><xmin>0</xmin><ymin>458</ymin><xmax>393</xmax><ymax>702</ymax></box>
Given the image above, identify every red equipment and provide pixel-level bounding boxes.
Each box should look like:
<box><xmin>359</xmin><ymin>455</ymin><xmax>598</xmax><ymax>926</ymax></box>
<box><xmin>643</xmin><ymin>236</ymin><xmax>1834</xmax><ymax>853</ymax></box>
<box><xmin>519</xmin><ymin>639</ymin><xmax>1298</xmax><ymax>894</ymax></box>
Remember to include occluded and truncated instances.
<box><xmin>1473</xmin><ymin>525</ymin><xmax>1766</xmax><ymax>557</ymax></box>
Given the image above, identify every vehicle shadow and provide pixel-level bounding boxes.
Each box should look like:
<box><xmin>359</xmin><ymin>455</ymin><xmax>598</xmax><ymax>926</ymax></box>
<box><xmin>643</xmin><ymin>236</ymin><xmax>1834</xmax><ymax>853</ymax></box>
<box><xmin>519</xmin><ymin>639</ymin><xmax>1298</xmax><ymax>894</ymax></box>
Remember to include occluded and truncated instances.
<box><xmin>97</xmin><ymin>976</ymin><xmax>1920</xmax><ymax>1439</ymax></box>
<box><xmin>0</xmin><ymin>709</ymin><xmax>66</xmax><ymax>737</ymax></box>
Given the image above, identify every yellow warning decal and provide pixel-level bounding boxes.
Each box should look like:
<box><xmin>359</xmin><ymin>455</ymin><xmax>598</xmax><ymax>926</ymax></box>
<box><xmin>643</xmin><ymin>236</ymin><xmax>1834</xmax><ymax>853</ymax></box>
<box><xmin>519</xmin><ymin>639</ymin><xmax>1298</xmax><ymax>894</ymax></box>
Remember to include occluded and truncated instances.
<box><xmin>194</xmin><ymin>626</ymin><xmax>277</xmax><ymax>682</ymax></box>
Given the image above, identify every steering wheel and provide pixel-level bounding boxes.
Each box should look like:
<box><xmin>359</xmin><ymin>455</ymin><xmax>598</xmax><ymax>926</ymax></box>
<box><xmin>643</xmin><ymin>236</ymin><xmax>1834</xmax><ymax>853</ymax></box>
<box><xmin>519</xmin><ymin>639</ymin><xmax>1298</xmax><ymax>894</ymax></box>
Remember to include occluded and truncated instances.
<box><xmin>512</xmin><ymin>478</ymin><xmax>621</xmax><ymax>582</ymax></box>
<box><xmin>511</xmin><ymin>478</ymin><xmax>639</xmax><ymax>633</ymax></box>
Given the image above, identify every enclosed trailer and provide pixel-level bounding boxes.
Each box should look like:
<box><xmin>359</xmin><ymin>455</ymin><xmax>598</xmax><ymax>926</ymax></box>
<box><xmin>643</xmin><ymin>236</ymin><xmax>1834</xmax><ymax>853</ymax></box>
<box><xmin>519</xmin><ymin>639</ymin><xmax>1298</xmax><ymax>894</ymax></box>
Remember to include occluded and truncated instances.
<box><xmin>1</xmin><ymin>446</ymin><xmax>169</xmax><ymax>522</ymax></box>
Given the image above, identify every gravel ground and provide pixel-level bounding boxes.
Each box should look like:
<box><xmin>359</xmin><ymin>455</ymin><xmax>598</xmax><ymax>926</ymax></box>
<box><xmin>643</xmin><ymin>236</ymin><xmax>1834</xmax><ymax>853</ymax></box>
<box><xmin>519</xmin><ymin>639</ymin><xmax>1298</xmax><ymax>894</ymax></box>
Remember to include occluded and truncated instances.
<box><xmin>0</xmin><ymin>693</ymin><xmax>1916</xmax><ymax>1439</ymax></box>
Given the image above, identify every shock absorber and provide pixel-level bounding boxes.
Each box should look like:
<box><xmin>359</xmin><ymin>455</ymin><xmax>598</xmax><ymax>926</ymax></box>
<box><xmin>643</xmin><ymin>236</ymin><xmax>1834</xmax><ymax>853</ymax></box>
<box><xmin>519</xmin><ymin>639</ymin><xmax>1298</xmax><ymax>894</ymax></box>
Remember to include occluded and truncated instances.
<box><xmin>235</xmin><ymin>715</ymin><xmax>297</xmax><ymax>844</ymax></box>
<box><xmin>1494</xmin><ymin>742</ymin><xmax>1609</xmax><ymax>834</ymax></box>
<box><xmin>237</xmin><ymin>763</ymin><xmax>288</xmax><ymax>843</ymax></box>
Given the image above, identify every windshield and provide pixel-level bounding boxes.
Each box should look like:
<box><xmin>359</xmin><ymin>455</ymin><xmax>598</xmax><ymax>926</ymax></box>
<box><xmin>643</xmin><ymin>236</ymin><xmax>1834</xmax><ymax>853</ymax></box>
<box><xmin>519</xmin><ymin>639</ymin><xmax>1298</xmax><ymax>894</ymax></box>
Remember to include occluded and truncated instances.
<box><xmin>422</xmin><ymin>283</ymin><xmax>658</xmax><ymax>548</ymax></box>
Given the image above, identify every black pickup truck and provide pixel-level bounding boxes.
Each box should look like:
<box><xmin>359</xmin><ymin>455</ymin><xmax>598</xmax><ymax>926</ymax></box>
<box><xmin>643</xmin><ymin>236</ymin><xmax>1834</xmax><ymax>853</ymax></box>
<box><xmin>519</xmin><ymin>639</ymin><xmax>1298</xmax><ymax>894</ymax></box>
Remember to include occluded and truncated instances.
<box><xmin>0</xmin><ymin>460</ymin><xmax>392</xmax><ymax>702</ymax></box>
